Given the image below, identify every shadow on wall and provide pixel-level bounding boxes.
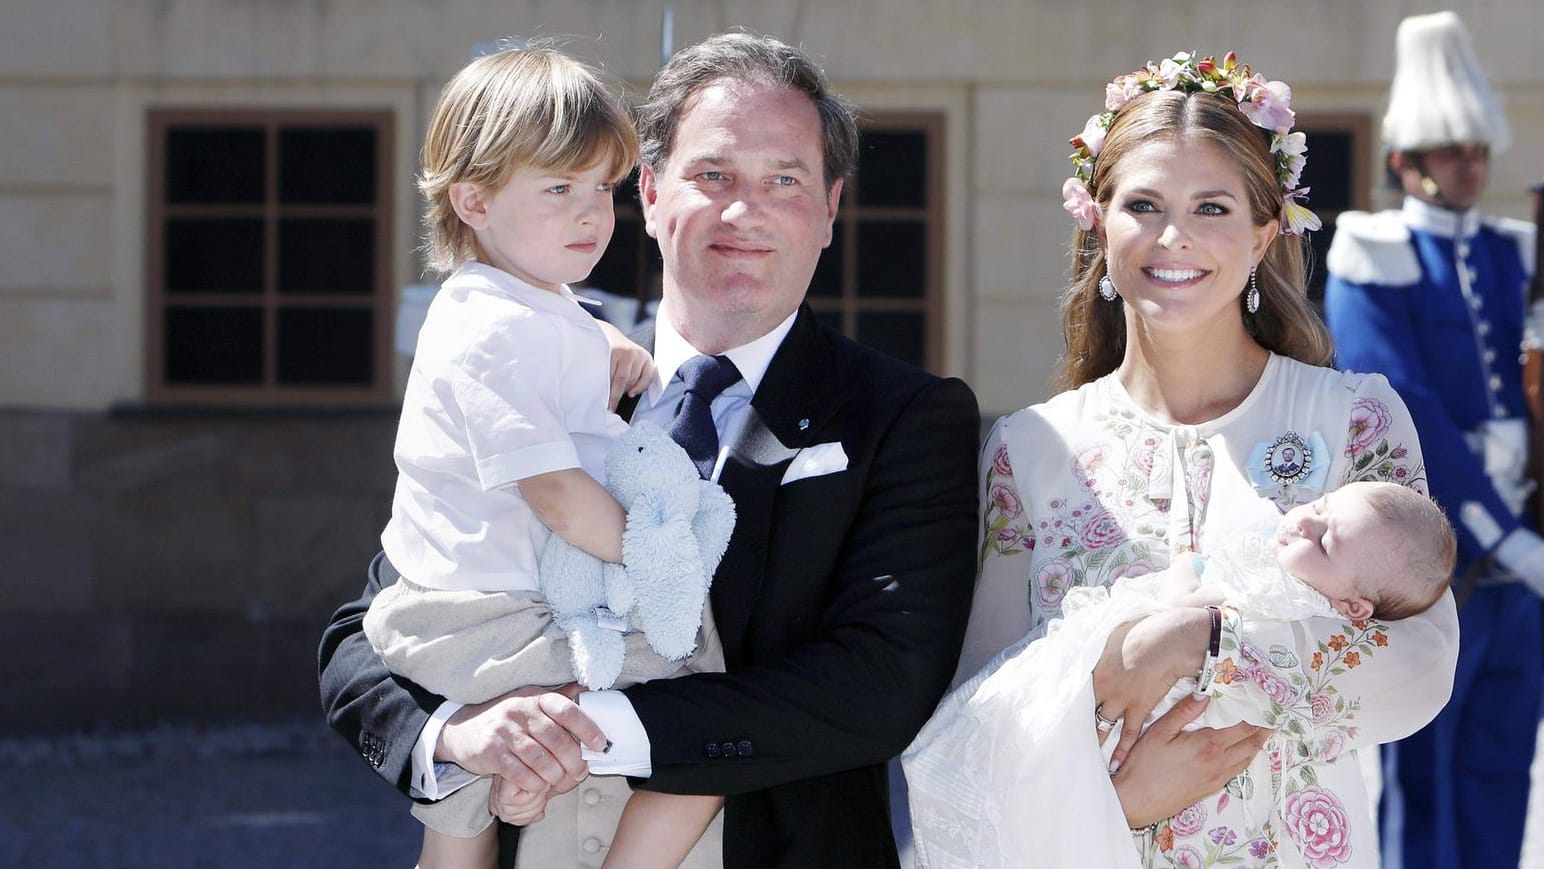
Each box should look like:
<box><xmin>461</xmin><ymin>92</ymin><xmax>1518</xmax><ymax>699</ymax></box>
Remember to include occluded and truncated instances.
<box><xmin>0</xmin><ymin>409</ymin><xmax>397</xmax><ymax>734</ymax></box>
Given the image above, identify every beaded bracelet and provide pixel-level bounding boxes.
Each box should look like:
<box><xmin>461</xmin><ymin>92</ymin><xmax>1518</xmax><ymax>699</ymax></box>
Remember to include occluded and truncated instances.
<box><xmin>1194</xmin><ymin>605</ymin><xmax>1222</xmax><ymax>693</ymax></box>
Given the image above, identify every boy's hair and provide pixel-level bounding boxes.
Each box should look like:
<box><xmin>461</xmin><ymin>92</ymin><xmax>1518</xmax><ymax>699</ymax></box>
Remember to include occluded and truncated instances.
<box><xmin>1362</xmin><ymin>482</ymin><xmax>1456</xmax><ymax>620</ymax></box>
<box><xmin>418</xmin><ymin>43</ymin><xmax>640</xmax><ymax>273</ymax></box>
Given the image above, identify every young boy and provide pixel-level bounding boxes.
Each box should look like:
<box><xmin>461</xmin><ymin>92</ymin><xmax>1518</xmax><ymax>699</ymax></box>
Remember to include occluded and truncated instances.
<box><xmin>905</xmin><ymin>481</ymin><xmax>1455</xmax><ymax>869</ymax></box>
<box><xmin>360</xmin><ymin>44</ymin><xmax>723</xmax><ymax>869</ymax></box>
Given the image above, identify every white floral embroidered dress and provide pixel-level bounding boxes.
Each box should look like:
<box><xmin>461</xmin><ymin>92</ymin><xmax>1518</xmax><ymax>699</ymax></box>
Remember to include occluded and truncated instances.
<box><xmin>921</xmin><ymin>354</ymin><xmax>1459</xmax><ymax>869</ymax></box>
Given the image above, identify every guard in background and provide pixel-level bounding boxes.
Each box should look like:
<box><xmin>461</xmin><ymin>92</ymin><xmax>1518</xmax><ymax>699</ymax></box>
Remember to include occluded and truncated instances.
<box><xmin>1323</xmin><ymin>11</ymin><xmax>1540</xmax><ymax>868</ymax></box>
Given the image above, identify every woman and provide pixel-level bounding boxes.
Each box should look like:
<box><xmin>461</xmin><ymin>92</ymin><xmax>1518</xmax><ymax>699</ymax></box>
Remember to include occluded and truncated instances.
<box><xmin>907</xmin><ymin>52</ymin><xmax>1459</xmax><ymax>868</ymax></box>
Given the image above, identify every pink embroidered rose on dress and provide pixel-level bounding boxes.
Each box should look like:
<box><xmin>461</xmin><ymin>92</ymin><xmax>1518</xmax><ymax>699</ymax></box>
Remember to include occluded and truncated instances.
<box><xmin>1345</xmin><ymin>398</ymin><xmax>1392</xmax><ymax>456</ymax></box>
<box><xmin>1255</xmin><ymin>669</ymin><xmax>1299</xmax><ymax>707</ymax></box>
<box><xmin>991</xmin><ymin>443</ymin><xmax>1013</xmax><ymax>477</ymax></box>
<box><xmin>1035</xmin><ymin>558</ymin><xmax>1075</xmax><ymax>611</ymax></box>
<box><xmin>1282</xmin><ymin>786</ymin><xmax>1353</xmax><ymax>867</ymax></box>
<box><xmin>989</xmin><ymin>483</ymin><xmax>1022</xmax><ymax>520</ymax></box>
<box><xmin>1318</xmin><ymin>730</ymin><xmax>1347</xmax><ymax>762</ymax></box>
<box><xmin>1078</xmin><ymin>508</ymin><xmax>1125</xmax><ymax>550</ymax></box>
<box><xmin>1308</xmin><ymin>692</ymin><xmax>1335</xmax><ymax>725</ymax></box>
<box><xmin>1170</xmin><ymin>846</ymin><xmax>1205</xmax><ymax>869</ymax></box>
<box><xmin>1110</xmin><ymin>559</ymin><xmax>1156</xmax><ymax>583</ymax></box>
<box><xmin>1170</xmin><ymin>802</ymin><xmax>1206</xmax><ymax>837</ymax></box>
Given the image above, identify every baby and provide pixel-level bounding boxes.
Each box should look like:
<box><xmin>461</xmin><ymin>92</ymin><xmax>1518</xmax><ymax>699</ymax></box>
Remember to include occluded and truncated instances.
<box><xmin>904</xmin><ymin>481</ymin><xmax>1456</xmax><ymax>869</ymax></box>
<box><xmin>1159</xmin><ymin>479</ymin><xmax>1455</xmax><ymax>622</ymax></box>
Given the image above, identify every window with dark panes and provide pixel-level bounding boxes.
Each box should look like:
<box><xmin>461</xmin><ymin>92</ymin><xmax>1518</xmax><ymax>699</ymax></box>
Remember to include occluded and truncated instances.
<box><xmin>812</xmin><ymin>118</ymin><xmax>943</xmax><ymax>370</ymax></box>
<box><xmin>146</xmin><ymin>111</ymin><xmax>393</xmax><ymax>404</ymax></box>
<box><xmin>1295</xmin><ymin>115</ymin><xmax>1372</xmax><ymax>302</ymax></box>
<box><xmin>585</xmin><ymin>113</ymin><xmax>945</xmax><ymax>371</ymax></box>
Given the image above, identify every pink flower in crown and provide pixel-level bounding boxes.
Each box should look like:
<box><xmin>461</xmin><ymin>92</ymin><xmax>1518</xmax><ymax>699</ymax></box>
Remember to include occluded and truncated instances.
<box><xmin>1035</xmin><ymin>558</ymin><xmax>1076</xmax><ymax>611</ymax></box>
<box><xmin>990</xmin><ymin>482</ymin><xmax>1023</xmax><ymax>520</ymax></box>
<box><xmin>1074</xmin><ymin>113</ymin><xmax>1108</xmax><ymax>158</ymax></box>
<box><xmin>1239</xmin><ymin>75</ymin><xmax>1295</xmax><ymax>133</ymax></box>
<box><xmin>1282</xmin><ymin>189</ymin><xmax>1322</xmax><ymax>235</ymax></box>
<box><xmin>991</xmin><ymin>443</ymin><xmax>1014</xmax><ymax>478</ymax></box>
<box><xmin>1345</xmin><ymin>398</ymin><xmax>1392</xmax><ymax>456</ymax></box>
<box><xmin>1078</xmin><ymin>508</ymin><xmax>1126</xmax><ymax>550</ymax></box>
<box><xmin>1170</xmin><ymin>802</ymin><xmax>1207</xmax><ymax>837</ymax></box>
<box><xmin>1062</xmin><ymin>177</ymin><xmax>1100</xmax><ymax>231</ymax></box>
<box><xmin>1308</xmin><ymin>692</ymin><xmax>1335</xmax><ymax>725</ymax></box>
<box><xmin>1282</xmin><ymin>786</ymin><xmax>1353</xmax><ymax>867</ymax></box>
<box><xmin>1274</xmin><ymin>131</ymin><xmax>1309</xmax><ymax>190</ymax></box>
<box><xmin>1158</xmin><ymin>56</ymin><xmax>1187</xmax><ymax>87</ymax></box>
<box><xmin>1171</xmin><ymin>846</ymin><xmax>1205</xmax><ymax>869</ymax></box>
<box><xmin>1318</xmin><ymin>730</ymin><xmax>1347</xmax><ymax>762</ymax></box>
<box><xmin>1105</xmin><ymin>74</ymin><xmax>1145</xmax><ymax>111</ymax></box>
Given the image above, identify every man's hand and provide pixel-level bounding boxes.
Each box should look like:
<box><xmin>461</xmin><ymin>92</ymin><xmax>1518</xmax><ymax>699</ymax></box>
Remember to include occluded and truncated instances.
<box><xmin>436</xmin><ymin>686</ymin><xmax>606</xmax><ymax>795</ymax></box>
<box><xmin>1111</xmin><ymin>695</ymin><xmax>1269</xmax><ymax>828</ymax></box>
<box><xmin>1091</xmin><ymin>608</ymin><xmax>1210</xmax><ymax>768</ymax></box>
<box><xmin>596</xmin><ymin>320</ymin><xmax>655</xmax><ymax>410</ymax></box>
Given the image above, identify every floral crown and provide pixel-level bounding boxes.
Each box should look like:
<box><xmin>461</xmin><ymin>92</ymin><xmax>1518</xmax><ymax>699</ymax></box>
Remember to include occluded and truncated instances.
<box><xmin>1061</xmin><ymin>51</ymin><xmax>1320</xmax><ymax>236</ymax></box>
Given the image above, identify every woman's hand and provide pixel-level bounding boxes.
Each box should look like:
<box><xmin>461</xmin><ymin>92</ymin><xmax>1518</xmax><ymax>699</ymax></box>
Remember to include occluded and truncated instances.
<box><xmin>595</xmin><ymin>320</ymin><xmax>655</xmax><ymax>410</ymax></box>
<box><xmin>1111</xmin><ymin>695</ymin><xmax>1270</xmax><ymax>828</ymax></box>
<box><xmin>1092</xmin><ymin>607</ymin><xmax>1211</xmax><ymax>768</ymax></box>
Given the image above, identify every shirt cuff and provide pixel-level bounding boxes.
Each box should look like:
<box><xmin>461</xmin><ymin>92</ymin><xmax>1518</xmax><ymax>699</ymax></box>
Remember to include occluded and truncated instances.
<box><xmin>578</xmin><ymin>690</ymin><xmax>652</xmax><ymax>776</ymax></box>
<box><xmin>409</xmin><ymin>700</ymin><xmax>478</xmax><ymax>800</ymax></box>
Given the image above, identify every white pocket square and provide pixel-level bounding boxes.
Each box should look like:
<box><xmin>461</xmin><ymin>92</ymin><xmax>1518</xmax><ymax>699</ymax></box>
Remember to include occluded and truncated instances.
<box><xmin>781</xmin><ymin>441</ymin><xmax>848</xmax><ymax>485</ymax></box>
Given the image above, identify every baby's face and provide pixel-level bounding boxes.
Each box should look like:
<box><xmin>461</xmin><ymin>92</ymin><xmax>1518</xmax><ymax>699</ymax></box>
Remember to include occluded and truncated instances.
<box><xmin>1275</xmin><ymin>487</ymin><xmax>1391</xmax><ymax>617</ymax></box>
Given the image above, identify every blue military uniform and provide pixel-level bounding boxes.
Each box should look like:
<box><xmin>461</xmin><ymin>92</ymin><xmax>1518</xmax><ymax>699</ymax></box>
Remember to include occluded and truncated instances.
<box><xmin>1324</xmin><ymin>195</ymin><xmax>1538</xmax><ymax>868</ymax></box>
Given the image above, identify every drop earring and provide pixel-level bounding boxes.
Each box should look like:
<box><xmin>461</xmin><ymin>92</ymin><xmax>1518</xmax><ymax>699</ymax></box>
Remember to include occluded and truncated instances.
<box><xmin>1099</xmin><ymin>274</ymin><xmax>1118</xmax><ymax>302</ymax></box>
<box><xmin>1246</xmin><ymin>266</ymin><xmax>1261</xmax><ymax>314</ymax></box>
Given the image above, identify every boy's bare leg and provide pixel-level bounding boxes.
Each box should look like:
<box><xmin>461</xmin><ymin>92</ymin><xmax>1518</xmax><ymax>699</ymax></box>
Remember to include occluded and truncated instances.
<box><xmin>603</xmin><ymin>791</ymin><xmax>724</xmax><ymax>869</ymax></box>
<box><xmin>417</xmin><ymin>825</ymin><xmax>498</xmax><ymax>869</ymax></box>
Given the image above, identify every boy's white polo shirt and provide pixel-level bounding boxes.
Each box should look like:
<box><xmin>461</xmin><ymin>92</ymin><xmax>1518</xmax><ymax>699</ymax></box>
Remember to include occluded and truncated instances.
<box><xmin>381</xmin><ymin>261</ymin><xmax>627</xmax><ymax>593</ymax></box>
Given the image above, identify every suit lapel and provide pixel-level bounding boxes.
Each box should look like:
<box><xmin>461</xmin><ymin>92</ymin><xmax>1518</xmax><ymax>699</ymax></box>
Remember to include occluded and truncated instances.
<box><xmin>711</xmin><ymin>307</ymin><xmax>850</xmax><ymax>653</ymax></box>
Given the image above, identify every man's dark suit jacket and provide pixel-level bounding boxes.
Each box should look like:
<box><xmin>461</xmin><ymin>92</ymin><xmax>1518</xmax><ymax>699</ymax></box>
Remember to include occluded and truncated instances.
<box><xmin>318</xmin><ymin>305</ymin><xmax>981</xmax><ymax>868</ymax></box>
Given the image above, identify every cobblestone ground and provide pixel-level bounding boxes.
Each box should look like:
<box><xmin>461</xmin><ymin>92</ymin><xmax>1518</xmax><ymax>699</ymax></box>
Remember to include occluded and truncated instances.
<box><xmin>0</xmin><ymin>721</ymin><xmax>419</xmax><ymax>869</ymax></box>
<box><xmin>7</xmin><ymin>718</ymin><xmax>1544</xmax><ymax>868</ymax></box>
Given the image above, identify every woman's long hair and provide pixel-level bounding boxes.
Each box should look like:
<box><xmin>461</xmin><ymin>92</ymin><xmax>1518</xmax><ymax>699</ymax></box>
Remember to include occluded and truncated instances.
<box><xmin>1056</xmin><ymin>89</ymin><xmax>1333</xmax><ymax>391</ymax></box>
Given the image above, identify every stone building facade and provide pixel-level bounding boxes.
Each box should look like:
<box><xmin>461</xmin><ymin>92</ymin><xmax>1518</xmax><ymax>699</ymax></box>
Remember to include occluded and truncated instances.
<box><xmin>4</xmin><ymin>0</ymin><xmax>1541</xmax><ymax>729</ymax></box>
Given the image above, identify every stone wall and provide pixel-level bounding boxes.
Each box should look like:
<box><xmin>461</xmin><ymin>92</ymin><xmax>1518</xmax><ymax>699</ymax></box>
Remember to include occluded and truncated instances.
<box><xmin>0</xmin><ymin>408</ymin><xmax>397</xmax><ymax>732</ymax></box>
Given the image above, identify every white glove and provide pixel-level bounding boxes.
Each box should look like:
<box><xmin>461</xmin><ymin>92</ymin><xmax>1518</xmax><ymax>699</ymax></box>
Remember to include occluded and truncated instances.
<box><xmin>1524</xmin><ymin>299</ymin><xmax>1544</xmax><ymax>352</ymax></box>
<box><xmin>1494</xmin><ymin>527</ymin><xmax>1544</xmax><ymax>596</ymax></box>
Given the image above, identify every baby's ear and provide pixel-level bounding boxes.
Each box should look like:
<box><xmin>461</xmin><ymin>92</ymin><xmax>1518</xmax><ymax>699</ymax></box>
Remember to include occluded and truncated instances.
<box><xmin>1339</xmin><ymin>597</ymin><xmax>1374</xmax><ymax>621</ymax></box>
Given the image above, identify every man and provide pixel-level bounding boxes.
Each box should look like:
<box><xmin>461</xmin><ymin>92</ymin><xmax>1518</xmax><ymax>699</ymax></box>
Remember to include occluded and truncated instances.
<box><xmin>321</xmin><ymin>33</ymin><xmax>981</xmax><ymax>867</ymax></box>
<box><xmin>1323</xmin><ymin>11</ymin><xmax>1541</xmax><ymax>868</ymax></box>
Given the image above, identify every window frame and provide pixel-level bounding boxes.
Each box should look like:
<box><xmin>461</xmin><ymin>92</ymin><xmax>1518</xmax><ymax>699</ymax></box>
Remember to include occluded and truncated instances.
<box><xmin>1294</xmin><ymin>112</ymin><xmax>1373</xmax><ymax>297</ymax></box>
<box><xmin>144</xmin><ymin>108</ymin><xmax>395</xmax><ymax>406</ymax></box>
<box><xmin>810</xmin><ymin>112</ymin><xmax>947</xmax><ymax>372</ymax></box>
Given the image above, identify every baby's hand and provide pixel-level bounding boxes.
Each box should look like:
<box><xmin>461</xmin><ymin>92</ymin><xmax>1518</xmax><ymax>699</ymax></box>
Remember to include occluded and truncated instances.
<box><xmin>596</xmin><ymin>320</ymin><xmax>655</xmax><ymax>410</ymax></box>
<box><xmin>1155</xmin><ymin>555</ymin><xmax>1206</xmax><ymax>606</ymax></box>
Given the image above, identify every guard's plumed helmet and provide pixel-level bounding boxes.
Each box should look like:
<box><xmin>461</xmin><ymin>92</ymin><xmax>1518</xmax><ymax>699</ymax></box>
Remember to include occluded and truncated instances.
<box><xmin>1382</xmin><ymin>10</ymin><xmax>1510</xmax><ymax>154</ymax></box>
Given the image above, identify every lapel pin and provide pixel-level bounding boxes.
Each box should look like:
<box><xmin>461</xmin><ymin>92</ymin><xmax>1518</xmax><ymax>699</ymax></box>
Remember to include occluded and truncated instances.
<box><xmin>798</xmin><ymin>418</ymin><xmax>810</xmax><ymax>431</ymax></box>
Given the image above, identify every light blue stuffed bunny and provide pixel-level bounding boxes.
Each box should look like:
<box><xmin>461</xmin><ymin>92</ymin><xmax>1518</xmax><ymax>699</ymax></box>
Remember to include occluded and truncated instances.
<box><xmin>538</xmin><ymin>422</ymin><xmax>736</xmax><ymax>689</ymax></box>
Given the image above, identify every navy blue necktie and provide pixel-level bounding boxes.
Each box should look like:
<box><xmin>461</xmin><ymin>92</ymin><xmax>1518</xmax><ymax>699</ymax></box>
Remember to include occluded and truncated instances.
<box><xmin>666</xmin><ymin>354</ymin><xmax>741</xmax><ymax>479</ymax></box>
